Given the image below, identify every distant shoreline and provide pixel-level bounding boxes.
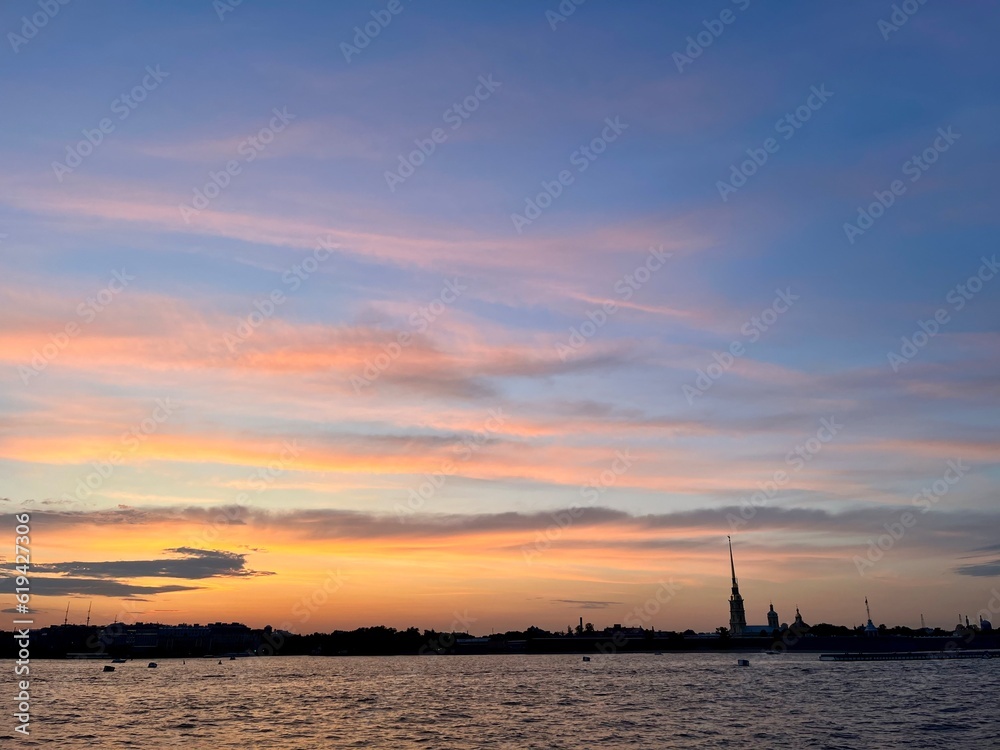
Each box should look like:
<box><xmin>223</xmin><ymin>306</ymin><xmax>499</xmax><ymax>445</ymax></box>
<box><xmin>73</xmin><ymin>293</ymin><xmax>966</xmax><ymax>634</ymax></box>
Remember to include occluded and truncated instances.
<box><xmin>3</xmin><ymin>627</ymin><xmax>997</xmax><ymax>659</ymax></box>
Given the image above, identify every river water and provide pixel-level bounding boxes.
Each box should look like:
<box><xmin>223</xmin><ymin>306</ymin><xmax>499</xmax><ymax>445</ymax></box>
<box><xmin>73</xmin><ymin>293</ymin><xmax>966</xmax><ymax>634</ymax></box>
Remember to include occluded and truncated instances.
<box><xmin>5</xmin><ymin>652</ymin><xmax>999</xmax><ymax>748</ymax></box>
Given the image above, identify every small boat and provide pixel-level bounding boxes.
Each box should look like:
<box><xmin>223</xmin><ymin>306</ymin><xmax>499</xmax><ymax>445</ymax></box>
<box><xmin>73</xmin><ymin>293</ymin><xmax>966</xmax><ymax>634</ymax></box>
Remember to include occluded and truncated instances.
<box><xmin>230</xmin><ymin>656</ymin><xmax>236</xmax><ymax>661</ymax></box>
<box><xmin>654</xmin><ymin>651</ymin><xmax>663</xmax><ymax>656</ymax></box>
<box><xmin>737</xmin><ymin>659</ymin><xmax>750</xmax><ymax>667</ymax></box>
<box><xmin>103</xmin><ymin>666</ymin><xmax>115</xmax><ymax>672</ymax></box>
<box><xmin>147</xmin><ymin>662</ymin><xmax>158</xmax><ymax>668</ymax></box>
<box><xmin>111</xmin><ymin>658</ymin><xmax>127</xmax><ymax>663</ymax></box>
<box><xmin>582</xmin><ymin>656</ymin><xmax>591</xmax><ymax>662</ymax></box>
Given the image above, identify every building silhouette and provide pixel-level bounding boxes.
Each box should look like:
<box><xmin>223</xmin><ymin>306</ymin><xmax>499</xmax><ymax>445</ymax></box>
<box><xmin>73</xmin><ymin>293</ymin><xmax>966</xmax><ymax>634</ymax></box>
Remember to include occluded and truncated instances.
<box><xmin>744</xmin><ymin>602</ymin><xmax>783</xmax><ymax>636</ymax></box>
<box><xmin>864</xmin><ymin>598</ymin><xmax>879</xmax><ymax>636</ymax></box>
<box><xmin>726</xmin><ymin>539</ymin><xmax>806</xmax><ymax>636</ymax></box>
<box><xmin>728</xmin><ymin>536</ymin><xmax>747</xmax><ymax>636</ymax></box>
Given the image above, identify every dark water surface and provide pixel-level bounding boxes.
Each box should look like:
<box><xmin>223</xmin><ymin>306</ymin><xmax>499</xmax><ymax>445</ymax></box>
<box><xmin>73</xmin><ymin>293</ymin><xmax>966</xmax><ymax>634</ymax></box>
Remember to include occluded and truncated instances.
<box><xmin>6</xmin><ymin>653</ymin><xmax>999</xmax><ymax>748</ymax></box>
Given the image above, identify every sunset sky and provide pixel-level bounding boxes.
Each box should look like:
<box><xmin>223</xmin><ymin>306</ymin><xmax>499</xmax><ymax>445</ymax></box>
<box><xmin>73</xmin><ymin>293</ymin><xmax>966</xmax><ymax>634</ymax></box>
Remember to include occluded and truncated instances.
<box><xmin>2</xmin><ymin>1</ymin><xmax>999</xmax><ymax>634</ymax></box>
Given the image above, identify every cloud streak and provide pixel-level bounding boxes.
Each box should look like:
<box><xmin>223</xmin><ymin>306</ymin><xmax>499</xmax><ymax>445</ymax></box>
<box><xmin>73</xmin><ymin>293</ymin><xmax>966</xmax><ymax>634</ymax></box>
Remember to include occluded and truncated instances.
<box><xmin>10</xmin><ymin>547</ymin><xmax>272</xmax><ymax>580</ymax></box>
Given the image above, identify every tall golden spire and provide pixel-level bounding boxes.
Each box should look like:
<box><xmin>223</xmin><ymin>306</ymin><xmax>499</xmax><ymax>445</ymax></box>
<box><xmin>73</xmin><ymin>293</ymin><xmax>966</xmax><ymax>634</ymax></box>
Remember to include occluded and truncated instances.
<box><xmin>728</xmin><ymin>535</ymin><xmax>737</xmax><ymax>587</ymax></box>
<box><xmin>727</xmin><ymin>536</ymin><xmax>746</xmax><ymax>636</ymax></box>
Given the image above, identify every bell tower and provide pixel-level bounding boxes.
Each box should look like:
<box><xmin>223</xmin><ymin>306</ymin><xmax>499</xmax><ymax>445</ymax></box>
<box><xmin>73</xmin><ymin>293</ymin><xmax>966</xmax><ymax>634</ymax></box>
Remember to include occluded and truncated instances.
<box><xmin>728</xmin><ymin>536</ymin><xmax>746</xmax><ymax>636</ymax></box>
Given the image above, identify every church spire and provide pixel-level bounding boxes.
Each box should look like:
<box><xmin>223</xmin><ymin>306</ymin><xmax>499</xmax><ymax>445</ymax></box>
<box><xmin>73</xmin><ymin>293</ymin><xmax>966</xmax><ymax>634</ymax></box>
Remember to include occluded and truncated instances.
<box><xmin>727</xmin><ymin>536</ymin><xmax>746</xmax><ymax>636</ymax></box>
<box><xmin>728</xmin><ymin>535</ymin><xmax>738</xmax><ymax>587</ymax></box>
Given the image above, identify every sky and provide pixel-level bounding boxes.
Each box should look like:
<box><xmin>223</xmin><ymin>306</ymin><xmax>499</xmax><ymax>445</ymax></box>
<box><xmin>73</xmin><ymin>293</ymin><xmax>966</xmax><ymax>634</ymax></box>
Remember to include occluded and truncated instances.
<box><xmin>1</xmin><ymin>0</ymin><xmax>998</xmax><ymax>635</ymax></box>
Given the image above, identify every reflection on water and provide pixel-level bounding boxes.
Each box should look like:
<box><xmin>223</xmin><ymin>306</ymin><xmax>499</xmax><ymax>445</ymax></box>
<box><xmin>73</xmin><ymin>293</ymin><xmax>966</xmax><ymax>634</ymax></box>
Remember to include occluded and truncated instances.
<box><xmin>6</xmin><ymin>652</ymin><xmax>999</xmax><ymax>748</ymax></box>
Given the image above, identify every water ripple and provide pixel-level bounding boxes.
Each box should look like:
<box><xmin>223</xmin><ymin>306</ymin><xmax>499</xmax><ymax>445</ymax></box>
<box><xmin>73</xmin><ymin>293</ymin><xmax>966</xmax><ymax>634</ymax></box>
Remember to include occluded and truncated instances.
<box><xmin>5</xmin><ymin>653</ymin><xmax>1000</xmax><ymax>748</ymax></box>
